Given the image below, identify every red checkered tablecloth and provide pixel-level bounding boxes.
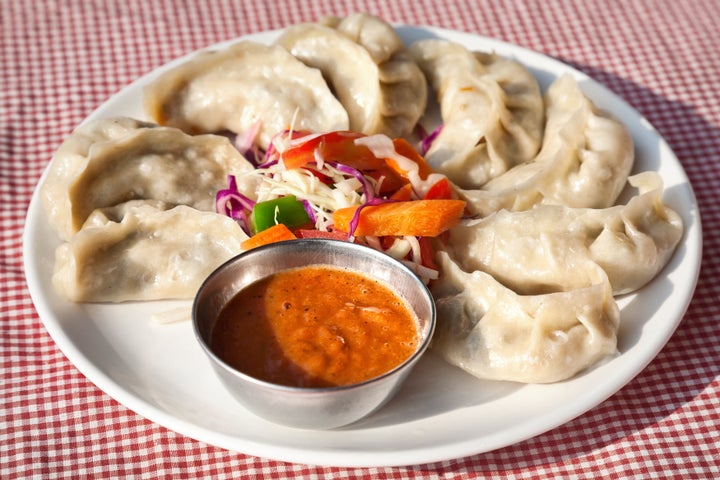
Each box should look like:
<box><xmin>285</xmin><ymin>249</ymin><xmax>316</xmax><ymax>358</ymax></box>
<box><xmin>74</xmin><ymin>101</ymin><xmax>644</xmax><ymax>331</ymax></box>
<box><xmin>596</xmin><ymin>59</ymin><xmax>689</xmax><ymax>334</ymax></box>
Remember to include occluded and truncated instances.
<box><xmin>2</xmin><ymin>0</ymin><xmax>719</xmax><ymax>478</ymax></box>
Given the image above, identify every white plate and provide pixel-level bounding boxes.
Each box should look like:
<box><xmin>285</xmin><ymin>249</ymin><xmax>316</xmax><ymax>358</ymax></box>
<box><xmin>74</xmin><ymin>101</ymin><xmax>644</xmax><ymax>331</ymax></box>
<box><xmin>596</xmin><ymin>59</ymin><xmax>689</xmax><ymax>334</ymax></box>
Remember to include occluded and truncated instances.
<box><xmin>23</xmin><ymin>26</ymin><xmax>702</xmax><ymax>467</ymax></box>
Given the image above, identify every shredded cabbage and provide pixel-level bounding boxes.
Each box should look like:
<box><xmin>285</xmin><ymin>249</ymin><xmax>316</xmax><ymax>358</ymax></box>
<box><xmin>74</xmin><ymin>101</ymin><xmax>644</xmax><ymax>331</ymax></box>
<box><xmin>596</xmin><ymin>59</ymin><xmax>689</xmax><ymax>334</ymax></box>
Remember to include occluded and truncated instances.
<box><xmin>215</xmin><ymin>175</ymin><xmax>255</xmax><ymax>235</ymax></box>
<box><xmin>216</xmin><ymin>129</ymin><xmax>443</xmax><ymax>283</ymax></box>
<box><xmin>420</xmin><ymin>125</ymin><xmax>443</xmax><ymax>156</ymax></box>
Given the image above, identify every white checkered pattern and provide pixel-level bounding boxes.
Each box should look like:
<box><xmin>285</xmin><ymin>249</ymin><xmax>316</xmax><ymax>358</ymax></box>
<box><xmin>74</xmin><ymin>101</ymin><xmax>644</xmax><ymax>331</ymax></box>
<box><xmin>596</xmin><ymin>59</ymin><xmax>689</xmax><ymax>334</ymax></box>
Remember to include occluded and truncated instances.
<box><xmin>2</xmin><ymin>0</ymin><xmax>719</xmax><ymax>478</ymax></box>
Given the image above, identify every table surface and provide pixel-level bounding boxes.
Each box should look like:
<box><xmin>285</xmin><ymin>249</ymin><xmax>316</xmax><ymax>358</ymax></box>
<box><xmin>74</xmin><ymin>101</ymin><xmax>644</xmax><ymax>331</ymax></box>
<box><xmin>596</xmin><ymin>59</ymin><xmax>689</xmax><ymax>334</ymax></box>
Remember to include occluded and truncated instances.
<box><xmin>3</xmin><ymin>0</ymin><xmax>719</xmax><ymax>478</ymax></box>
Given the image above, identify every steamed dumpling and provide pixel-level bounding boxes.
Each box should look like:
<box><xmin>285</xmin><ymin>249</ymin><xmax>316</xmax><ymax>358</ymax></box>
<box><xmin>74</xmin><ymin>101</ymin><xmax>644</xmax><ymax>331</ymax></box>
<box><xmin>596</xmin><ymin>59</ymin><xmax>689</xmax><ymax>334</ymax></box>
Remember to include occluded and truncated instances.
<box><xmin>325</xmin><ymin>12</ymin><xmax>427</xmax><ymax>136</ymax></box>
<box><xmin>276</xmin><ymin>12</ymin><xmax>427</xmax><ymax>138</ymax></box>
<box><xmin>144</xmin><ymin>40</ymin><xmax>349</xmax><ymax>149</ymax></box>
<box><xmin>580</xmin><ymin>172</ymin><xmax>683</xmax><ymax>294</ymax></box>
<box><xmin>40</xmin><ymin>117</ymin><xmax>254</xmax><ymax>241</ymax></box>
<box><xmin>40</xmin><ymin>117</ymin><xmax>155</xmax><ymax>241</ymax></box>
<box><xmin>430</xmin><ymin>251</ymin><xmax>619</xmax><ymax>383</ymax></box>
<box><xmin>53</xmin><ymin>201</ymin><xmax>249</xmax><ymax>302</ymax></box>
<box><xmin>462</xmin><ymin>74</ymin><xmax>634</xmax><ymax>215</ymax></box>
<box><xmin>408</xmin><ymin>39</ymin><xmax>544</xmax><ymax>189</ymax></box>
<box><xmin>444</xmin><ymin>172</ymin><xmax>683</xmax><ymax>296</ymax></box>
<box><xmin>275</xmin><ymin>24</ymin><xmax>377</xmax><ymax>133</ymax></box>
<box><xmin>320</xmin><ymin>12</ymin><xmax>403</xmax><ymax>63</ymax></box>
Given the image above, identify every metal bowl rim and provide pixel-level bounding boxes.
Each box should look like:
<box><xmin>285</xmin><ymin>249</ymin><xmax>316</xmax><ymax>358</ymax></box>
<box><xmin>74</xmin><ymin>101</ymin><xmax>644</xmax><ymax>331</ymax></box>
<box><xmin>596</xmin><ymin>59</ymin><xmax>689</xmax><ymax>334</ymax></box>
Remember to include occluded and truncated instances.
<box><xmin>192</xmin><ymin>238</ymin><xmax>436</xmax><ymax>394</ymax></box>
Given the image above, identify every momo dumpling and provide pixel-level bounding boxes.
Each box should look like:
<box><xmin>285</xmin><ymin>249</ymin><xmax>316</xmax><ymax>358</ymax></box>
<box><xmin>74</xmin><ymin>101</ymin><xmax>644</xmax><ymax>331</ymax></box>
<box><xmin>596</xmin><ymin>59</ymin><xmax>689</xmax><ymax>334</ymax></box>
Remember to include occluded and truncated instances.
<box><xmin>144</xmin><ymin>40</ymin><xmax>349</xmax><ymax>149</ymax></box>
<box><xmin>275</xmin><ymin>23</ymin><xmax>377</xmax><ymax>133</ymax></box>
<box><xmin>319</xmin><ymin>12</ymin><xmax>404</xmax><ymax>63</ymax></box>
<box><xmin>40</xmin><ymin>117</ymin><xmax>155</xmax><ymax>241</ymax></box>
<box><xmin>580</xmin><ymin>172</ymin><xmax>683</xmax><ymax>294</ymax></box>
<box><xmin>430</xmin><ymin>252</ymin><xmax>619</xmax><ymax>383</ymax></box>
<box><xmin>41</xmin><ymin>118</ymin><xmax>255</xmax><ymax>240</ymax></box>
<box><xmin>276</xmin><ymin>13</ymin><xmax>426</xmax><ymax>138</ymax></box>
<box><xmin>483</xmin><ymin>74</ymin><xmax>634</xmax><ymax>209</ymax></box>
<box><xmin>52</xmin><ymin>201</ymin><xmax>249</xmax><ymax>302</ymax></box>
<box><xmin>462</xmin><ymin>74</ymin><xmax>634</xmax><ymax>215</ymax></box>
<box><xmin>408</xmin><ymin>39</ymin><xmax>544</xmax><ymax>189</ymax></box>
<box><xmin>324</xmin><ymin>12</ymin><xmax>428</xmax><ymax>135</ymax></box>
<box><xmin>445</xmin><ymin>172</ymin><xmax>683</xmax><ymax>296</ymax></box>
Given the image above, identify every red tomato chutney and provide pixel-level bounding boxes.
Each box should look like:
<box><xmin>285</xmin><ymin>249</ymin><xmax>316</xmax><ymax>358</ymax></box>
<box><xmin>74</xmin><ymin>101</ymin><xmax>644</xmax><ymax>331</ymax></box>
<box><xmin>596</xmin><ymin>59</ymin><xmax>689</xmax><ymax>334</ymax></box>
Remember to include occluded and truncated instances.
<box><xmin>209</xmin><ymin>265</ymin><xmax>419</xmax><ymax>388</ymax></box>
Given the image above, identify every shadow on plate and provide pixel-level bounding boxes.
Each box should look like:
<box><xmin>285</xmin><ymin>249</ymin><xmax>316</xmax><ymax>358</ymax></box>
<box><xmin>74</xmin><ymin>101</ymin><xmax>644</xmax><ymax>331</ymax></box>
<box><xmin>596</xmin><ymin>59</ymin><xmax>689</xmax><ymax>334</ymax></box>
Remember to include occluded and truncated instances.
<box><xmin>343</xmin><ymin>351</ymin><xmax>521</xmax><ymax>429</ymax></box>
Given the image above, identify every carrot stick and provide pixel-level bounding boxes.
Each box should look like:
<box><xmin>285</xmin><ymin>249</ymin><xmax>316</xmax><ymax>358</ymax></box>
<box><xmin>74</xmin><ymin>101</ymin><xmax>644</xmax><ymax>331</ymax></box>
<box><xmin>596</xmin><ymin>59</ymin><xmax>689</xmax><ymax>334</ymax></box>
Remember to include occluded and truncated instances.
<box><xmin>386</xmin><ymin>138</ymin><xmax>435</xmax><ymax>180</ymax></box>
<box><xmin>333</xmin><ymin>199</ymin><xmax>466</xmax><ymax>237</ymax></box>
<box><xmin>241</xmin><ymin>223</ymin><xmax>297</xmax><ymax>250</ymax></box>
<box><xmin>390</xmin><ymin>183</ymin><xmax>414</xmax><ymax>201</ymax></box>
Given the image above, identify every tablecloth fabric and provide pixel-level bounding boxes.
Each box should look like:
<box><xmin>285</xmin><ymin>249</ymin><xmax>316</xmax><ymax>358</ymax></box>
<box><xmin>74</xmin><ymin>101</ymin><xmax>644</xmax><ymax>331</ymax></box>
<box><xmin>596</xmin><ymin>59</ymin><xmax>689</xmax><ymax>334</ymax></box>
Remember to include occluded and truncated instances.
<box><xmin>2</xmin><ymin>0</ymin><xmax>719</xmax><ymax>478</ymax></box>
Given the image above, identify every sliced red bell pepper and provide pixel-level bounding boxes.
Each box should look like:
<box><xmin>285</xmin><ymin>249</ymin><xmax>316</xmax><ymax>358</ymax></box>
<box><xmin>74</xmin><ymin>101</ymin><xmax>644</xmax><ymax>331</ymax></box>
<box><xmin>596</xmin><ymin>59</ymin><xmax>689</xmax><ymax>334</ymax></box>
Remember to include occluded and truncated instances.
<box><xmin>423</xmin><ymin>177</ymin><xmax>453</xmax><ymax>200</ymax></box>
<box><xmin>278</xmin><ymin>131</ymin><xmax>407</xmax><ymax>194</ymax></box>
<box><xmin>280</xmin><ymin>131</ymin><xmax>373</xmax><ymax>170</ymax></box>
<box><xmin>417</xmin><ymin>236</ymin><xmax>439</xmax><ymax>270</ymax></box>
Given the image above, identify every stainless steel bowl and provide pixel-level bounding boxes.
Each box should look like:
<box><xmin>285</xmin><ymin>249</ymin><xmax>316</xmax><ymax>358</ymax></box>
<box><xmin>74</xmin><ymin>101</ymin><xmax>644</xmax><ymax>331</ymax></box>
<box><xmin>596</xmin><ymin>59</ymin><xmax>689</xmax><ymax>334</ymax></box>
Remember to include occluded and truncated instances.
<box><xmin>192</xmin><ymin>238</ymin><xmax>436</xmax><ymax>429</ymax></box>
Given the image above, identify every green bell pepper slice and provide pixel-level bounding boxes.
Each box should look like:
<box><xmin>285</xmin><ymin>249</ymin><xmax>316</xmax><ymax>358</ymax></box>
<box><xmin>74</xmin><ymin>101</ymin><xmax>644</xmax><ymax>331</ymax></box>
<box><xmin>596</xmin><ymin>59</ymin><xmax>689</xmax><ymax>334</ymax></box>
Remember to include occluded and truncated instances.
<box><xmin>250</xmin><ymin>195</ymin><xmax>311</xmax><ymax>234</ymax></box>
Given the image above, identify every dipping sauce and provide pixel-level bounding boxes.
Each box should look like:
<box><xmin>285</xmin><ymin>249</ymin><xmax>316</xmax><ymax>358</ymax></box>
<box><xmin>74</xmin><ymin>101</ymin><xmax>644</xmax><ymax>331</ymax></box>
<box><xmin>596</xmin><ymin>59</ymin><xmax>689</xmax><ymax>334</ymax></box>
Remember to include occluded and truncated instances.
<box><xmin>209</xmin><ymin>265</ymin><xmax>419</xmax><ymax>388</ymax></box>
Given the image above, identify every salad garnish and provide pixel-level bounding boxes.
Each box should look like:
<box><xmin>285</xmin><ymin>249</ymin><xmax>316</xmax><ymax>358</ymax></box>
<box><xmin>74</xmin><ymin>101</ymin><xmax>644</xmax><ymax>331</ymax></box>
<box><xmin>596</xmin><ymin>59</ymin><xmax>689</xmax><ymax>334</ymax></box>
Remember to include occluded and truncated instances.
<box><xmin>216</xmin><ymin>129</ymin><xmax>465</xmax><ymax>282</ymax></box>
